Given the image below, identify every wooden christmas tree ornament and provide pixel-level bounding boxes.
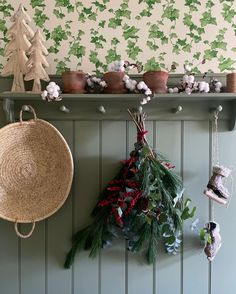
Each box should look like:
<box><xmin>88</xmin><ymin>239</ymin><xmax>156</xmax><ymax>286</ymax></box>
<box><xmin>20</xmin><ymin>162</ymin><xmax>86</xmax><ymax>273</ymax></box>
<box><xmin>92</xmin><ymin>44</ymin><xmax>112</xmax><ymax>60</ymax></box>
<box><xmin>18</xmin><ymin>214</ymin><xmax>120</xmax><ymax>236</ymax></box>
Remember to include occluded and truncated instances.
<box><xmin>1</xmin><ymin>4</ymin><xmax>34</xmax><ymax>92</ymax></box>
<box><xmin>24</xmin><ymin>30</ymin><xmax>50</xmax><ymax>92</ymax></box>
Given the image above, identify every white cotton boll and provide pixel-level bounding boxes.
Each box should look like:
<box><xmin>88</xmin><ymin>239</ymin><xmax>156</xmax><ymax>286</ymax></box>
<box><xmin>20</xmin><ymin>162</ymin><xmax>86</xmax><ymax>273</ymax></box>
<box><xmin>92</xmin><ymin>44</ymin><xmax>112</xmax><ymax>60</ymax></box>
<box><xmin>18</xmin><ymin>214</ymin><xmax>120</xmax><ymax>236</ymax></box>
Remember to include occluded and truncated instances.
<box><xmin>87</xmin><ymin>79</ymin><xmax>93</xmax><ymax>87</ymax></box>
<box><xmin>203</xmin><ymin>83</ymin><xmax>210</xmax><ymax>93</ymax></box>
<box><xmin>146</xmin><ymin>96</ymin><xmax>151</xmax><ymax>101</ymax></box>
<box><xmin>173</xmin><ymin>87</ymin><xmax>179</xmax><ymax>93</ymax></box>
<box><xmin>215</xmin><ymin>87</ymin><xmax>221</xmax><ymax>93</ymax></box>
<box><xmin>185</xmin><ymin>87</ymin><xmax>192</xmax><ymax>95</ymax></box>
<box><xmin>119</xmin><ymin>60</ymin><xmax>125</xmax><ymax>67</ymax></box>
<box><xmin>129</xmin><ymin>85</ymin><xmax>135</xmax><ymax>91</ymax></box>
<box><xmin>188</xmin><ymin>75</ymin><xmax>195</xmax><ymax>84</ymax></box>
<box><xmin>55</xmin><ymin>85</ymin><xmax>60</xmax><ymax>91</ymax></box>
<box><xmin>193</xmin><ymin>81</ymin><xmax>198</xmax><ymax>91</ymax></box>
<box><xmin>142</xmin><ymin>84</ymin><xmax>148</xmax><ymax>91</ymax></box>
<box><xmin>215</xmin><ymin>81</ymin><xmax>222</xmax><ymax>88</ymax></box>
<box><xmin>100</xmin><ymin>81</ymin><xmax>107</xmax><ymax>88</ymax></box>
<box><xmin>114</xmin><ymin>60</ymin><xmax>120</xmax><ymax>66</ymax></box>
<box><xmin>145</xmin><ymin>89</ymin><xmax>152</xmax><ymax>95</ymax></box>
<box><xmin>123</xmin><ymin>75</ymin><xmax>130</xmax><ymax>82</ymax></box>
<box><xmin>132</xmin><ymin>80</ymin><xmax>137</xmax><ymax>86</ymax></box>
<box><xmin>49</xmin><ymin>81</ymin><xmax>56</xmax><ymax>87</ymax></box>
<box><xmin>141</xmin><ymin>98</ymin><xmax>147</xmax><ymax>105</ymax></box>
<box><xmin>137</xmin><ymin>81</ymin><xmax>145</xmax><ymax>90</ymax></box>
<box><xmin>185</xmin><ymin>64</ymin><xmax>192</xmax><ymax>72</ymax></box>
<box><xmin>183</xmin><ymin>74</ymin><xmax>189</xmax><ymax>83</ymax></box>
<box><xmin>168</xmin><ymin>88</ymin><xmax>174</xmax><ymax>93</ymax></box>
<box><xmin>41</xmin><ymin>90</ymin><xmax>47</xmax><ymax>99</ymax></box>
<box><xmin>198</xmin><ymin>81</ymin><xmax>205</xmax><ymax>92</ymax></box>
<box><xmin>119</xmin><ymin>66</ymin><xmax>125</xmax><ymax>72</ymax></box>
<box><xmin>46</xmin><ymin>86</ymin><xmax>54</xmax><ymax>94</ymax></box>
<box><xmin>46</xmin><ymin>84</ymin><xmax>51</xmax><ymax>91</ymax></box>
<box><xmin>53</xmin><ymin>91</ymin><xmax>59</xmax><ymax>98</ymax></box>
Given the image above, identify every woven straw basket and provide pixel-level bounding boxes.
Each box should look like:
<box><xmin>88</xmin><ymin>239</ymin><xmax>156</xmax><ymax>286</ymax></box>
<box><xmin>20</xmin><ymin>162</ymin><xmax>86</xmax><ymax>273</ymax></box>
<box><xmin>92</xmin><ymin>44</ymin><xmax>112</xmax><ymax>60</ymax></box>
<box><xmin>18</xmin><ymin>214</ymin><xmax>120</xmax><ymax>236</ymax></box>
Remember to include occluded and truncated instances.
<box><xmin>0</xmin><ymin>106</ymin><xmax>73</xmax><ymax>238</ymax></box>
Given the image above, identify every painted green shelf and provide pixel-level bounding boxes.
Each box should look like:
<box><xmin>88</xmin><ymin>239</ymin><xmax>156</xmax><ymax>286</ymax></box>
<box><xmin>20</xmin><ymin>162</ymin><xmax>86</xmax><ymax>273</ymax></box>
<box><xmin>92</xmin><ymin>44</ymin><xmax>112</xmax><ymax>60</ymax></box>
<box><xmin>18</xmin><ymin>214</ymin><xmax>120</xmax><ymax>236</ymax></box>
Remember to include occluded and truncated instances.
<box><xmin>0</xmin><ymin>92</ymin><xmax>236</xmax><ymax>130</ymax></box>
<box><xmin>0</xmin><ymin>91</ymin><xmax>236</xmax><ymax>101</ymax></box>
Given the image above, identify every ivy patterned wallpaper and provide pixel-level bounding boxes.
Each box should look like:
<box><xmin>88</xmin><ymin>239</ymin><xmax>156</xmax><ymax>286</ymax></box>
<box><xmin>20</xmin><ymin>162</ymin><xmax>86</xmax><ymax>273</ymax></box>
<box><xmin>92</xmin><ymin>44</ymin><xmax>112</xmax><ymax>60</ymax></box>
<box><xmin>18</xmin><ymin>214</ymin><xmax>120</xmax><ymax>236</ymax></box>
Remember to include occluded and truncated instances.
<box><xmin>0</xmin><ymin>0</ymin><xmax>236</xmax><ymax>74</ymax></box>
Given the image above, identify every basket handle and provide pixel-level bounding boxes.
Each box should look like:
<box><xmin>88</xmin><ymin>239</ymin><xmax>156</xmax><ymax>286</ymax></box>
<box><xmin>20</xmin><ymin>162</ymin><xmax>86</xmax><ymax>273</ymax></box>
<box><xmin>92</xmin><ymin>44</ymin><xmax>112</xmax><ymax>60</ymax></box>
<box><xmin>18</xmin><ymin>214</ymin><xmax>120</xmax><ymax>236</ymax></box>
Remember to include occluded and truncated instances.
<box><xmin>14</xmin><ymin>221</ymin><xmax>36</xmax><ymax>239</ymax></box>
<box><xmin>20</xmin><ymin>105</ymin><xmax>37</xmax><ymax>123</ymax></box>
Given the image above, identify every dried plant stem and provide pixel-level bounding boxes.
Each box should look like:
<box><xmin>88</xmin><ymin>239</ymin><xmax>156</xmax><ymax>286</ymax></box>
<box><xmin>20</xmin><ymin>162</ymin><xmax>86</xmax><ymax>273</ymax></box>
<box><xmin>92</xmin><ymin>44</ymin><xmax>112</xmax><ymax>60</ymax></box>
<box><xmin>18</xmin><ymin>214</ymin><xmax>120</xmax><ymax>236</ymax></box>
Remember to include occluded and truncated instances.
<box><xmin>127</xmin><ymin>108</ymin><xmax>154</xmax><ymax>158</ymax></box>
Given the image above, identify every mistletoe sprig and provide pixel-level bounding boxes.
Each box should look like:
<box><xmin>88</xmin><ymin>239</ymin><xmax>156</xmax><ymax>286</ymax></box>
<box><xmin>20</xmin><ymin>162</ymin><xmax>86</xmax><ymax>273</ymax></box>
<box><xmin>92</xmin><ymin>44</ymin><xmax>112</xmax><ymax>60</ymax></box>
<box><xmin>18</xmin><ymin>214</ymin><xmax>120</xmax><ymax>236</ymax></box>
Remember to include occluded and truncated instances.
<box><xmin>64</xmin><ymin>109</ymin><xmax>196</xmax><ymax>268</ymax></box>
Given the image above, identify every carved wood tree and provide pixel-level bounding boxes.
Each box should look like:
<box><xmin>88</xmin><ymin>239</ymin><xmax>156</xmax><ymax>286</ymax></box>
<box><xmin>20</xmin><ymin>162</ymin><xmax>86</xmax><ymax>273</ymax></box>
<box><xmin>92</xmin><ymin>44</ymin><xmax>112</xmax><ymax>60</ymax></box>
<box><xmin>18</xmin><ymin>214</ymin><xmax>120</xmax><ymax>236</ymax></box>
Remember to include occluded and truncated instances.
<box><xmin>1</xmin><ymin>4</ymin><xmax>34</xmax><ymax>92</ymax></box>
<box><xmin>25</xmin><ymin>30</ymin><xmax>50</xmax><ymax>92</ymax></box>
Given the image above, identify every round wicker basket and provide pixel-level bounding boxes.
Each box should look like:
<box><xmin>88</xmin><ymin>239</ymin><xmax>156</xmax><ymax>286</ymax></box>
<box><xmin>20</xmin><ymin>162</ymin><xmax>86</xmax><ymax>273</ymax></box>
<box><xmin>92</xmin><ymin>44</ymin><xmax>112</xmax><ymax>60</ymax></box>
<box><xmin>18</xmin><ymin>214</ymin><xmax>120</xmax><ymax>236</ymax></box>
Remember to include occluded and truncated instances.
<box><xmin>0</xmin><ymin>106</ymin><xmax>73</xmax><ymax>237</ymax></box>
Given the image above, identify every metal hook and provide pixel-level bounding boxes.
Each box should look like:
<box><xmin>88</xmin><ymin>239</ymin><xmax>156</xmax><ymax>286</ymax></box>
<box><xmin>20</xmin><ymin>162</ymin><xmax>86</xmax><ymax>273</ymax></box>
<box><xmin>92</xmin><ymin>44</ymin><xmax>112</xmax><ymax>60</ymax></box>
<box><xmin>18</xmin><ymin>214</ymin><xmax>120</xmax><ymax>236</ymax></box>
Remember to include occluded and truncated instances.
<box><xmin>213</xmin><ymin>105</ymin><xmax>222</xmax><ymax>118</ymax></box>
<box><xmin>173</xmin><ymin>105</ymin><xmax>183</xmax><ymax>114</ymax></box>
<box><xmin>138</xmin><ymin>106</ymin><xmax>143</xmax><ymax>113</ymax></box>
<box><xmin>60</xmin><ymin>105</ymin><xmax>70</xmax><ymax>113</ymax></box>
<box><xmin>215</xmin><ymin>105</ymin><xmax>223</xmax><ymax>113</ymax></box>
<box><xmin>98</xmin><ymin>105</ymin><xmax>106</xmax><ymax>114</ymax></box>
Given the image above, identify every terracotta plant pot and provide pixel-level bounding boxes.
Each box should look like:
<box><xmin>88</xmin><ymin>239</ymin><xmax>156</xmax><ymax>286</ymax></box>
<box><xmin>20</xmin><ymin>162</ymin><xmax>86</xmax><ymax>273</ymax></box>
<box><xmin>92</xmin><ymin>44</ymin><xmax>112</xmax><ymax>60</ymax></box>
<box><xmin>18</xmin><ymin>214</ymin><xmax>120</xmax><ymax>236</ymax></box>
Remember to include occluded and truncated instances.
<box><xmin>103</xmin><ymin>71</ymin><xmax>127</xmax><ymax>94</ymax></box>
<box><xmin>62</xmin><ymin>71</ymin><xmax>86</xmax><ymax>94</ymax></box>
<box><xmin>143</xmin><ymin>71</ymin><xmax>169</xmax><ymax>94</ymax></box>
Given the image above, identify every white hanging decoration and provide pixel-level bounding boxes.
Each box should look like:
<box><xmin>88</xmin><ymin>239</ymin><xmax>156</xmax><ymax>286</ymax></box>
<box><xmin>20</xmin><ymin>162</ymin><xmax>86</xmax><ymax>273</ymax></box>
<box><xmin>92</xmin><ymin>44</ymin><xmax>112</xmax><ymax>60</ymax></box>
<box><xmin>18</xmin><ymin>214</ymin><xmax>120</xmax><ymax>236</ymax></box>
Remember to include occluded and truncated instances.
<box><xmin>25</xmin><ymin>30</ymin><xmax>50</xmax><ymax>92</ymax></box>
<box><xmin>1</xmin><ymin>4</ymin><xmax>34</xmax><ymax>92</ymax></box>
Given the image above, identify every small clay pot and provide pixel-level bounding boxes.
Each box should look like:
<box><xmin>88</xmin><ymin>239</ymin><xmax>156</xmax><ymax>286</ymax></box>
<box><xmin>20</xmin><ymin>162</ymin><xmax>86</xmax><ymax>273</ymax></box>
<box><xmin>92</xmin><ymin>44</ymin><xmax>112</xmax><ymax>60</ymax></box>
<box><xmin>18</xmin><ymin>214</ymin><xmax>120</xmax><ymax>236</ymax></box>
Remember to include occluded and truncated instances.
<box><xmin>103</xmin><ymin>71</ymin><xmax>127</xmax><ymax>94</ymax></box>
<box><xmin>143</xmin><ymin>71</ymin><xmax>169</xmax><ymax>94</ymax></box>
<box><xmin>62</xmin><ymin>71</ymin><xmax>86</xmax><ymax>94</ymax></box>
<box><xmin>226</xmin><ymin>73</ymin><xmax>236</xmax><ymax>93</ymax></box>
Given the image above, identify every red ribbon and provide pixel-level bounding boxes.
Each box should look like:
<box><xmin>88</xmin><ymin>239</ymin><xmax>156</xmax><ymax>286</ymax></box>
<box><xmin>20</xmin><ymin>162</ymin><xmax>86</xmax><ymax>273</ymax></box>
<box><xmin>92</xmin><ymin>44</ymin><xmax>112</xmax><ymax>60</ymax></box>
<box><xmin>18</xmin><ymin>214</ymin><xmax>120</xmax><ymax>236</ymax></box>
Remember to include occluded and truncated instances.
<box><xmin>137</xmin><ymin>130</ymin><xmax>148</xmax><ymax>141</ymax></box>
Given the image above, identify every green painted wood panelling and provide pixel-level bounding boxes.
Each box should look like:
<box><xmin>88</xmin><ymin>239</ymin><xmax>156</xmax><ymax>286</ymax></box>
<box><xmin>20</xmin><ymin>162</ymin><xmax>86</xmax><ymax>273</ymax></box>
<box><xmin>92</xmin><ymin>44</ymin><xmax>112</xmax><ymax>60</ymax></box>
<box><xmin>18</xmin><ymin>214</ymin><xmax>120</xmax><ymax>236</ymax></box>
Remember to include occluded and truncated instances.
<box><xmin>183</xmin><ymin>121</ymin><xmax>210</xmax><ymax>294</ymax></box>
<box><xmin>0</xmin><ymin>222</ymin><xmax>19</xmax><ymax>294</ymax></box>
<box><xmin>155</xmin><ymin>121</ymin><xmax>182</xmax><ymax>294</ymax></box>
<box><xmin>0</xmin><ymin>99</ymin><xmax>236</xmax><ymax>294</ymax></box>
<box><xmin>74</xmin><ymin>121</ymin><xmax>100</xmax><ymax>294</ymax></box>
<box><xmin>20</xmin><ymin>222</ymin><xmax>46</xmax><ymax>294</ymax></box>
<box><xmin>47</xmin><ymin>121</ymin><xmax>73</xmax><ymax>294</ymax></box>
<box><xmin>100</xmin><ymin>121</ymin><xmax>126</xmax><ymax>294</ymax></box>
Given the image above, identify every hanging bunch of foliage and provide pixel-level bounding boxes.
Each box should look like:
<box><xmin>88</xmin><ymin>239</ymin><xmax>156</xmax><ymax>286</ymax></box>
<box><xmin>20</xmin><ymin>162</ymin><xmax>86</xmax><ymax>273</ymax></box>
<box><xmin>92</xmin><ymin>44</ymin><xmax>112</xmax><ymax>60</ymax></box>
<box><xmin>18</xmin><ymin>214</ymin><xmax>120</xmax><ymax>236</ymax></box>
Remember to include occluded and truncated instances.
<box><xmin>64</xmin><ymin>109</ymin><xmax>196</xmax><ymax>268</ymax></box>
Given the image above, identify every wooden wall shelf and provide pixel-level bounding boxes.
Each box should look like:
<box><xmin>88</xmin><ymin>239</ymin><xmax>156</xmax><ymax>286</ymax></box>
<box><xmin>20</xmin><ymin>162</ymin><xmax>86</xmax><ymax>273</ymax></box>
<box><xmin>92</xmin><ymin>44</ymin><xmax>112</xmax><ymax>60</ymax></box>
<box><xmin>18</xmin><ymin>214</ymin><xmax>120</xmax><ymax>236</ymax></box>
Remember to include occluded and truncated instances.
<box><xmin>0</xmin><ymin>92</ymin><xmax>236</xmax><ymax>131</ymax></box>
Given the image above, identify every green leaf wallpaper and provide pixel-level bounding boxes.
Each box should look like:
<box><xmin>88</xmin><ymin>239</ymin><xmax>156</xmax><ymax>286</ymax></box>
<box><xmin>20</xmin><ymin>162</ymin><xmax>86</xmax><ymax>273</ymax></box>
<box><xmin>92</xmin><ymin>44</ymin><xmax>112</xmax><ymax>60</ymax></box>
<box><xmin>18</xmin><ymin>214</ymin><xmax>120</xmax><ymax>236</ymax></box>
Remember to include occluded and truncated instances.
<box><xmin>0</xmin><ymin>0</ymin><xmax>236</xmax><ymax>74</ymax></box>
